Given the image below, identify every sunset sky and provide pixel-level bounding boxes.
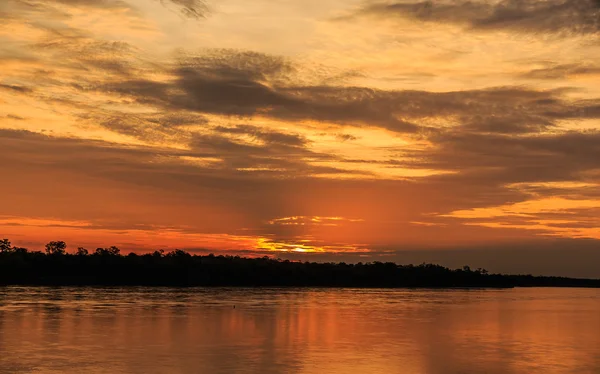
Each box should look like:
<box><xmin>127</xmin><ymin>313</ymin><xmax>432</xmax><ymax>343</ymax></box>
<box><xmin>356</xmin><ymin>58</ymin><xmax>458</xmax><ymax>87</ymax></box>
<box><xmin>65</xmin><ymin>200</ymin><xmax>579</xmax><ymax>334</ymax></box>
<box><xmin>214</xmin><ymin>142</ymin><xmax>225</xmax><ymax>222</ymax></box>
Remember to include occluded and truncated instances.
<box><xmin>1</xmin><ymin>0</ymin><xmax>600</xmax><ymax>276</ymax></box>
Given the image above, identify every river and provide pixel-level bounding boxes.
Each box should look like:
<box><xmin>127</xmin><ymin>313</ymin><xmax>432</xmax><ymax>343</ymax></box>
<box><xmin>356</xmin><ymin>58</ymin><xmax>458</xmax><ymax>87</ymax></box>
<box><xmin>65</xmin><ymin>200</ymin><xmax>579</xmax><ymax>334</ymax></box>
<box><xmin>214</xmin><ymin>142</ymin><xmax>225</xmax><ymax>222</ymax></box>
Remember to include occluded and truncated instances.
<box><xmin>1</xmin><ymin>287</ymin><xmax>599</xmax><ymax>373</ymax></box>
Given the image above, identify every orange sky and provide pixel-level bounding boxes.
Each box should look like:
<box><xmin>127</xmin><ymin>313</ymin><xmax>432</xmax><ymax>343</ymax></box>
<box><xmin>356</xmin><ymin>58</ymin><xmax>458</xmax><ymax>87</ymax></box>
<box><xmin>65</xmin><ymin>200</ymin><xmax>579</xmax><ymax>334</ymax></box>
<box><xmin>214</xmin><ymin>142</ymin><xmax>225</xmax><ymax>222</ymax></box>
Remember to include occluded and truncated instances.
<box><xmin>1</xmin><ymin>0</ymin><xmax>600</xmax><ymax>275</ymax></box>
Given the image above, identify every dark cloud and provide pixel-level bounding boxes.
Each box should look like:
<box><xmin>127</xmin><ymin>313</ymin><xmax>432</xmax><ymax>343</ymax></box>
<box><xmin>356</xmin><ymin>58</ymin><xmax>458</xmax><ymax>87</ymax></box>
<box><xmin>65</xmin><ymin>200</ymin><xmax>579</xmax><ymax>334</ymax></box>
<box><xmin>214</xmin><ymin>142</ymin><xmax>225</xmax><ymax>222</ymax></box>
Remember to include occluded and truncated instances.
<box><xmin>104</xmin><ymin>52</ymin><xmax>600</xmax><ymax>134</ymax></box>
<box><xmin>102</xmin><ymin>51</ymin><xmax>421</xmax><ymax>132</ymax></box>
<box><xmin>2</xmin><ymin>0</ymin><xmax>209</xmax><ymax>23</ymax></box>
<box><xmin>159</xmin><ymin>0</ymin><xmax>209</xmax><ymax>19</ymax></box>
<box><xmin>31</xmin><ymin>26</ymin><xmax>138</xmax><ymax>76</ymax></box>
<box><xmin>281</xmin><ymin>86</ymin><xmax>600</xmax><ymax>134</ymax></box>
<box><xmin>176</xmin><ymin>49</ymin><xmax>295</xmax><ymax>82</ymax></box>
<box><xmin>22</xmin><ymin>0</ymin><xmax>209</xmax><ymax>19</ymax></box>
<box><xmin>80</xmin><ymin>106</ymin><xmax>325</xmax><ymax>177</ymax></box>
<box><xmin>356</xmin><ymin>0</ymin><xmax>600</xmax><ymax>36</ymax></box>
<box><xmin>88</xmin><ymin>111</ymin><xmax>208</xmax><ymax>144</ymax></box>
<box><xmin>506</xmin><ymin>183</ymin><xmax>600</xmax><ymax>200</ymax></box>
<box><xmin>2</xmin><ymin>0</ymin><xmax>137</xmax><ymax>18</ymax></box>
<box><xmin>186</xmin><ymin>132</ymin><xmax>345</xmax><ymax>177</ymax></box>
<box><xmin>521</xmin><ymin>63</ymin><xmax>600</xmax><ymax>79</ymax></box>
<box><xmin>0</xmin><ymin>128</ymin><xmax>353</xmax><ymax>186</ymax></box>
<box><xmin>409</xmin><ymin>130</ymin><xmax>600</xmax><ymax>187</ymax></box>
<box><xmin>53</xmin><ymin>0</ymin><xmax>130</xmax><ymax>7</ymax></box>
<box><xmin>4</xmin><ymin>114</ymin><xmax>26</xmax><ymax>120</ymax></box>
<box><xmin>7</xmin><ymin>11</ymin><xmax>598</xmax><ymax>138</ymax></box>
<box><xmin>0</xmin><ymin>83</ymin><xmax>33</xmax><ymax>93</ymax></box>
<box><xmin>335</xmin><ymin>133</ymin><xmax>358</xmax><ymax>142</ymax></box>
<box><xmin>214</xmin><ymin>124</ymin><xmax>307</xmax><ymax>146</ymax></box>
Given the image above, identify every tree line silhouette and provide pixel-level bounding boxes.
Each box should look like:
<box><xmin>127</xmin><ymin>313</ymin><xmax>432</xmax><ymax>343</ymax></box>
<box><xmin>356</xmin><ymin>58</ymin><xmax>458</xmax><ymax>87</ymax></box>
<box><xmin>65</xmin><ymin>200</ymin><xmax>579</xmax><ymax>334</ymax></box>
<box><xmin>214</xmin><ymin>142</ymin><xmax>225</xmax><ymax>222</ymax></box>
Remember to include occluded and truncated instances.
<box><xmin>1</xmin><ymin>239</ymin><xmax>599</xmax><ymax>288</ymax></box>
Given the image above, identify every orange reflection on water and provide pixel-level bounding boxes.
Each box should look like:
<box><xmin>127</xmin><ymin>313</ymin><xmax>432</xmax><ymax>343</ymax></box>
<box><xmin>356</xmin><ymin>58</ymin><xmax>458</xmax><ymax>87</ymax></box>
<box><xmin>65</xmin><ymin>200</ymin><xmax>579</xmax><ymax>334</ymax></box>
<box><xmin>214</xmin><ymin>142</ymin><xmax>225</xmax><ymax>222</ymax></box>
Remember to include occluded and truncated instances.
<box><xmin>1</xmin><ymin>288</ymin><xmax>600</xmax><ymax>374</ymax></box>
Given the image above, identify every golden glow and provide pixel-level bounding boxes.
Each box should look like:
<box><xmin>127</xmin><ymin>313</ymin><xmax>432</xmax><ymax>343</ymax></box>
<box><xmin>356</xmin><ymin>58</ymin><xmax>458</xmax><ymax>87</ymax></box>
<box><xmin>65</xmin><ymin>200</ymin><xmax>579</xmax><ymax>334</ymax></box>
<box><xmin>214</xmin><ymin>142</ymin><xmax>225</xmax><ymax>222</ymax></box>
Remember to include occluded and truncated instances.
<box><xmin>0</xmin><ymin>216</ymin><xmax>92</xmax><ymax>228</ymax></box>
<box><xmin>506</xmin><ymin>182</ymin><xmax>600</xmax><ymax>191</ymax></box>
<box><xmin>256</xmin><ymin>238</ymin><xmax>368</xmax><ymax>253</ymax></box>
<box><xmin>441</xmin><ymin>197</ymin><xmax>600</xmax><ymax>240</ymax></box>
<box><xmin>445</xmin><ymin>198</ymin><xmax>600</xmax><ymax>219</ymax></box>
<box><xmin>268</xmin><ymin>216</ymin><xmax>364</xmax><ymax>226</ymax></box>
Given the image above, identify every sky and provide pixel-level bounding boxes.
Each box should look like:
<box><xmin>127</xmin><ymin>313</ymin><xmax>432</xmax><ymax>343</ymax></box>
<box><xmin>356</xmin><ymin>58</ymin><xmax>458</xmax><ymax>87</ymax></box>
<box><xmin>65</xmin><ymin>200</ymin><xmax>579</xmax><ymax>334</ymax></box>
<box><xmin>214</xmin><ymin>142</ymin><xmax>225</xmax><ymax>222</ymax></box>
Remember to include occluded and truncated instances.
<box><xmin>1</xmin><ymin>0</ymin><xmax>600</xmax><ymax>276</ymax></box>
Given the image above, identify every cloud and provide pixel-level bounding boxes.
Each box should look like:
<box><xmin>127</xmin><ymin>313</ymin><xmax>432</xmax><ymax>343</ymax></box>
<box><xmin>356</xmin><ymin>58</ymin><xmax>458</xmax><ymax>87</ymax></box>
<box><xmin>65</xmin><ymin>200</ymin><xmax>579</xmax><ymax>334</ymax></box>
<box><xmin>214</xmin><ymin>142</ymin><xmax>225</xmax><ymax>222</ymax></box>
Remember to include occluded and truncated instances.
<box><xmin>335</xmin><ymin>133</ymin><xmax>358</xmax><ymax>142</ymax></box>
<box><xmin>32</xmin><ymin>29</ymin><xmax>138</xmax><ymax>76</ymax></box>
<box><xmin>1</xmin><ymin>0</ymin><xmax>137</xmax><ymax>20</ymax></box>
<box><xmin>0</xmin><ymin>128</ymin><xmax>357</xmax><ymax>189</ymax></box>
<box><xmin>355</xmin><ymin>0</ymin><xmax>600</xmax><ymax>36</ymax></box>
<box><xmin>521</xmin><ymin>63</ymin><xmax>600</xmax><ymax>79</ymax></box>
<box><xmin>105</xmin><ymin>58</ymin><xmax>600</xmax><ymax>134</ymax></box>
<box><xmin>159</xmin><ymin>0</ymin><xmax>209</xmax><ymax>19</ymax></box>
<box><xmin>393</xmin><ymin>128</ymin><xmax>600</xmax><ymax>239</ymax></box>
<box><xmin>440</xmin><ymin>196</ymin><xmax>600</xmax><ymax>239</ymax></box>
<box><xmin>104</xmin><ymin>54</ymin><xmax>422</xmax><ymax>132</ymax></box>
<box><xmin>93</xmin><ymin>112</ymin><xmax>208</xmax><ymax>143</ymax></box>
<box><xmin>0</xmin><ymin>83</ymin><xmax>33</xmax><ymax>93</ymax></box>
<box><xmin>3</xmin><ymin>114</ymin><xmax>26</xmax><ymax>120</ymax></box>
<box><xmin>5</xmin><ymin>0</ymin><xmax>209</xmax><ymax>20</ymax></box>
<box><xmin>97</xmin><ymin>49</ymin><xmax>600</xmax><ymax>135</ymax></box>
<box><xmin>268</xmin><ymin>216</ymin><xmax>364</xmax><ymax>226</ymax></box>
<box><xmin>213</xmin><ymin>124</ymin><xmax>308</xmax><ymax>147</ymax></box>
<box><xmin>409</xmin><ymin>130</ymin><xmax>600</xmax><ymax>187</ymax></box>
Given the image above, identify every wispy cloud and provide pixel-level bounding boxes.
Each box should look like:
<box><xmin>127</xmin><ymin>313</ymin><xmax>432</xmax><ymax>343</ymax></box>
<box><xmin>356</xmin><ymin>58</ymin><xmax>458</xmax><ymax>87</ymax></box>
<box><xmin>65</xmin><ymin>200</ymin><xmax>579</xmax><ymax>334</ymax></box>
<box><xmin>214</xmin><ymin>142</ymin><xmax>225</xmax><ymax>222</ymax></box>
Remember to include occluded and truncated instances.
<box><xmin>521</xmin><ymin>63</ymin><xmax>600</xmax><ymax>80</ymax></box>
<box><xmin>354</xmin><ymin>0</ymin><xmax>600</xmax><ymax>36</ymax></box>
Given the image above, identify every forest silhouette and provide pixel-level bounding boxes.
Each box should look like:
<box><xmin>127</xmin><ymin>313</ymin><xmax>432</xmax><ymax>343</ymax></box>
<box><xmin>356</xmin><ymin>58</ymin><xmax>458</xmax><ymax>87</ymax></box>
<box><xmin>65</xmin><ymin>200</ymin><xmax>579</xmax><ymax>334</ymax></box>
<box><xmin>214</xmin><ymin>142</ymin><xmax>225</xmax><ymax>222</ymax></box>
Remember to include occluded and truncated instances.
<box><xmin>1</xmin><ymin>239</ymin><xmax>599</xmax><ymax>288</ymax></box>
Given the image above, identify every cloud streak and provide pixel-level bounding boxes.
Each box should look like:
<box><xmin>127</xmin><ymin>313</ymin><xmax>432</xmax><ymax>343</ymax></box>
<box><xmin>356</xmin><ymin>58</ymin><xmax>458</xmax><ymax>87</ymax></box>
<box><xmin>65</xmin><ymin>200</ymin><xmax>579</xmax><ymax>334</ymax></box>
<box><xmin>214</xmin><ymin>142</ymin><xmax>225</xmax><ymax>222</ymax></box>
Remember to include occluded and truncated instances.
<box><xmin>3</xmin><ymin>0</ymin><xmax>209</xmax><ymax>19</ymax></box>
<box><xmin>521</xmin><ymin>63</ymin><xmax>600</xmax><ymax>80</ymax></box>
<box><xmin>356</xmin><ymin>0</ymin><xmax>600</xmax><ymax>36</ymax></box>
<box><xmin>98</xmin><ymin>49</ymin><xmax>600</xmax><ymax>135</ymax></box>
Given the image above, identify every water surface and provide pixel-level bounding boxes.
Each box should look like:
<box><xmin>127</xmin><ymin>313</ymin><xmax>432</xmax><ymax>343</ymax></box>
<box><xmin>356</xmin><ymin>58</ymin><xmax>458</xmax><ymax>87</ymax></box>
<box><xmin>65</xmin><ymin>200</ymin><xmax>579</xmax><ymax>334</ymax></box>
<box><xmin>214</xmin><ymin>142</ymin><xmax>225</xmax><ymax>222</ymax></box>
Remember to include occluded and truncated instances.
<box><xmin>1</xmin><ymin>287</ymin><xmax>599</xmax><ymax>374</ymax></box>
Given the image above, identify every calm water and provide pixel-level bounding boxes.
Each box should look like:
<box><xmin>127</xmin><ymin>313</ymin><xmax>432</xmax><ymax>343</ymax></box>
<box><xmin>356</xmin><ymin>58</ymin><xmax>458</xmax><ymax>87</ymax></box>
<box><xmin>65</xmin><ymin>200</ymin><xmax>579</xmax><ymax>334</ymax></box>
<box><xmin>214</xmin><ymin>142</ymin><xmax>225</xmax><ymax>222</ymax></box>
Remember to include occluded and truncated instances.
<box><xmin>1</xmin><ymin>287</ymin><xmax>599</xmax><ymax>374</ymax></box>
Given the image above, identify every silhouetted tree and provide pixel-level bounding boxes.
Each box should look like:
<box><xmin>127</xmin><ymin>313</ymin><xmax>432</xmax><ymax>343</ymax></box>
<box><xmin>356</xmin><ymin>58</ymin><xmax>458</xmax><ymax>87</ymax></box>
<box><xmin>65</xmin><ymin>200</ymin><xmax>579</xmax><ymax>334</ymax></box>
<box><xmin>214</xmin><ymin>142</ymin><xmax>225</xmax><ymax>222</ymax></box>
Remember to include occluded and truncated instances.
<box><xmin>0</xmin><ymin>239</ymin><xmax>11</xmax><ymax>253</ymax></box>
<box><xmin>76</xmin><ymin>247</ymin><xmax>89</xmax><ymax>256</ymax></box>
<box><xmin>1</xmin><ymin>238</ymin><xmax>599</xmax><ymax>288</ymax></box>
<box><xmin>107</xmin><ymin>246</ymin><xmax>120</xmax><ymax>256</ymax></box>
<box><xmin>12</xmin><ymin>247</ymin><xmax>28</xmax><ymax>254</ymax></box>
<box><xmin>95</xmin><ymin>246</ymin><xmax>120</xmax><ymax>256</ymax></box>
<box><xmin>45</xmin><ymin>241</ymin><xmax>66</xmax><ymax>255</ymax></box>
<box><xmin>166</xmin><ymin>249</ymin><xmax>191</xmax><ymax>258</ymax></box>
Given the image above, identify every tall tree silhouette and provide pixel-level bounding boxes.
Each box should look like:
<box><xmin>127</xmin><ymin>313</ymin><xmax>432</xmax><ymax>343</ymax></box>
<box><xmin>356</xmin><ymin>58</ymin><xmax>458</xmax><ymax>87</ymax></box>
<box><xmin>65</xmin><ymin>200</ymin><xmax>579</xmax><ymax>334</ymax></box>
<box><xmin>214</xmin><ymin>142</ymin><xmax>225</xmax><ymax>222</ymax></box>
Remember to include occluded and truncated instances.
<box><xmin>45</xmin><ymin>241</ymin><xmax>66</xmax><ymax>255</ymax></box>
<box><xmin>0</xmin><ymin>239</ymin><xmax>11</xmax><ymax>253</ymax></box>
<box><xmin>76</xmin><ymin>247</ymin><xmax>89</xmax><ymax>256</ymax></box>
<box><xmin>95</xmin><ymin>246</ymin><xmax>120</xmax><ymax>256</ymax></box>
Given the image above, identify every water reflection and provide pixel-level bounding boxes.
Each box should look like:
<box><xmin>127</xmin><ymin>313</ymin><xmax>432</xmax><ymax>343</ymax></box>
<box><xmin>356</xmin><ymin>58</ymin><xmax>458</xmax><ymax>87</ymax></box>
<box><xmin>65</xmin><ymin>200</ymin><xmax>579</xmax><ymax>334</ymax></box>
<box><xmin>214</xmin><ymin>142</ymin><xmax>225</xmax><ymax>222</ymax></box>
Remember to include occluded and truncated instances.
<box><xmin>1</xmin><ymin>288</ymin><xmax>599</xmax><ymax>374</ymax></box>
